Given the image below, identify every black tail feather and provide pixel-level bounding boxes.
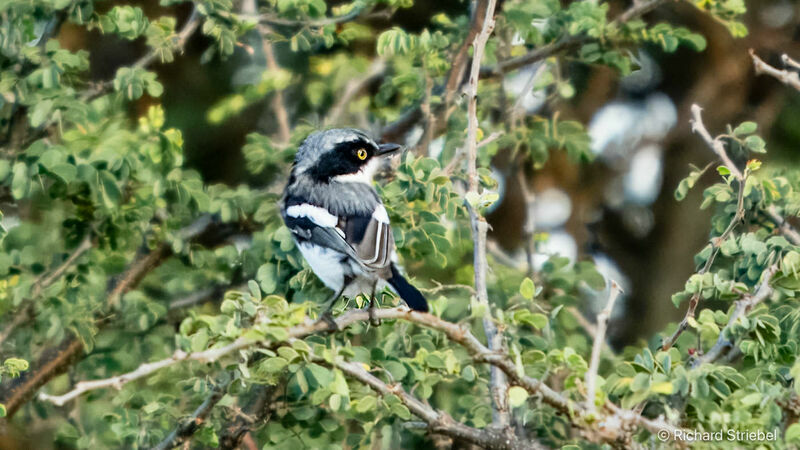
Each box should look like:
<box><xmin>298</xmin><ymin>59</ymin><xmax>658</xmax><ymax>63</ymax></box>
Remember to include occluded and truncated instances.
<box><xmin>387</xmin><ymin>264</ymin><xmax>428</xmax><ymax>312</ymax></box>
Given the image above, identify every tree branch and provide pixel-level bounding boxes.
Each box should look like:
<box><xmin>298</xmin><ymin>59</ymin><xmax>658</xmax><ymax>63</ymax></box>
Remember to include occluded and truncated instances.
<box><xmin>38</xmin><ymin>341</ymin><xmax>248</xmax><ymax>406</ymax></box>
<box><xmin>585</xmin><ymin>281</ymin><xmax>621</xmax><ymax>413</ymax></box>
<box><xmin>380</xmin><ymin>0</ymin><xmax>672</xmax><ymax>148</ymax></box>
<box><xmin>746</xmin><ymin>52</ymin><xmax>800</xmax><ymax>245</ymax></box>
<box><xmin>662</xmin><ymin>108</ymin><xmax>747</xmax><ymax>349</ymax></box>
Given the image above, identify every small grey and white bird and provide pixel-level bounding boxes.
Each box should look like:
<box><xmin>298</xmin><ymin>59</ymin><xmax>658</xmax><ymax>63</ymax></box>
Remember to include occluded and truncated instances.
<box><xmin>280</xmin><ymin>128</ymin><xmax>428</xmax><ymax>324</ymax></box>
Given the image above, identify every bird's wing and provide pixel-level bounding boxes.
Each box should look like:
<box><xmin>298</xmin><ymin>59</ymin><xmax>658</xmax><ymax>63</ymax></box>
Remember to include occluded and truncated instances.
<box><xmin>338</xmin><ymin>204</ymin><xmax>393</xmax><ymax>270</ymax></box>
<box><xmin>283</xmin><ymin>202</ymin><xmax>393</xmax><ymax>272</ymax></box>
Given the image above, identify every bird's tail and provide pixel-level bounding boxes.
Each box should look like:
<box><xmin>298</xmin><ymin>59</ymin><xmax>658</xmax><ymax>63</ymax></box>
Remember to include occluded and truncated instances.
<box><xmin>387</xmin><ymin>264</ymin><xmax>428</xmax><ymax>312</ymax></box>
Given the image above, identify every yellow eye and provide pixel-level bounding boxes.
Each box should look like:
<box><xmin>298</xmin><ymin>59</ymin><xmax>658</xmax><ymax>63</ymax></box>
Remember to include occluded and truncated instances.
<box><xmin>356</xmin><ymin>148</ymin><xmax>368</xmax><ymax>160</ymax></box>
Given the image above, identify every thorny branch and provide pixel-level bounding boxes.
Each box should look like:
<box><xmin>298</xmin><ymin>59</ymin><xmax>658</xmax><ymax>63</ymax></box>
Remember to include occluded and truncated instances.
<box><xmin>462</xmin><ymin>0</ymin><xmax>514</xmax><ymax>435</ymax></box>
<box><xmin>585</xmin><ymin>281</ymin><xmax>621</xmax><ymax>413</ymax></box>
<box><xmin>38</xmin><ymin>306</ymin><xmax>688</xmax><ymax>445</ymax></box>
<box><xmin>748</xmin><ymin>51</ymin><xmax>800</xmax><ymax>245</ymax></box>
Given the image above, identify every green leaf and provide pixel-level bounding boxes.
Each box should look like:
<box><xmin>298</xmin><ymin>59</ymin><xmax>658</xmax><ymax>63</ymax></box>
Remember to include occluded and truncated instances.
<box><xmin>50</xmin><ymin>164</ymin><xmax>77</xmax><ymax>184</ymax></box>
<box><xmin>733</xmin><ymin>121</ymin><xmax>757</xmax><ymax>136</ymax></box>
<box><xmin>508</xmin><ymin>386</ymin><xmax>529</xmax><ymax>408</ymax></box>
<box><xmin>355</xmin><ymin>395</ymin><xmax>377</xmax><ymax>413</ymax></box>
<box><xmin>520</xmin><ymin>277</ymin><xmax>535</xmax><ymax>300</ymax></box>
<box><xmin>744</xmin><ymin>135</ymin><xmax>766</xmax><ymax>153</ymax></box>
<box><xmin>786</xmin><ymin>423</ymin><xmax>800</xmax><ymax>443</ymax></box>
<box><xmin>631</xmin><ymin>373</ymin><xmax>650</xmax><ymax>392</ymax></box>
<box><xmin>649</xmin><ymin>381</ymin><xmax>673</xmax><ymax>395</ymax></box>
<box><xmin>10</xmin><ymin>162</ymin><xmax>29</xmax><ymax>199</ymax></box>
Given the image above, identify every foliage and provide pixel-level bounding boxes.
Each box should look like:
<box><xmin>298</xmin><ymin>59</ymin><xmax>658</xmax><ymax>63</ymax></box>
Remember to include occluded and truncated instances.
<box><xmin>2</xmin><ymin>0</ymin><xmax>799</xmax><ymax>449</ymax></box>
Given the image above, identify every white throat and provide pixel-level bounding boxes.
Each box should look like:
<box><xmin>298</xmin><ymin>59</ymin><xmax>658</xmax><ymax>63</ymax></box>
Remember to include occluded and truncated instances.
<box><xmin>332</xmin><ymin>158</ymin><xmax>378</xmax><ymax>185</ymax></box>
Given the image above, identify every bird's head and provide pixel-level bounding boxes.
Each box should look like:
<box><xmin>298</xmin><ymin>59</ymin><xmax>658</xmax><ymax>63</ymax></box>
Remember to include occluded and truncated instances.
<box><xmin>293</xmin><ymin>128</ymin><xmax>402</xmax><ymax>184</ymax></box>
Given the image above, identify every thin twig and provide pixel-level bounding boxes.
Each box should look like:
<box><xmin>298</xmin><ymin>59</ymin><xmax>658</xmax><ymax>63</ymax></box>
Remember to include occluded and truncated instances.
<box><xmin>747</xmin><ymin>51</ymin><xmax>800</xmax><ymax>244</ymax></box>
<box><xmin>418</xmin><ymin>282</ymin><xmax>476</xmax><ymax>296</ymax></box>
<box><xmin>444</xmin><ymin>132</ymin><xmax>501</xmax><ymax>176</ymax></box>
<box><xmin>257</xmin><ymin>23</ymin><xmax>291</xmax><ymax>144</ymax></box>
<box><xmin>331</xmin><ymin>357</ymin><xmax>544</xmax><ymax>450</ymax></box>
<box><xmin>0</xmin><ymin>235</ymin><xmax>93</xmax><ymax>348</ymax></box>
<box><xmin>152</xmin><ymin>378</ymin><xmax>232</xmax><ymax>450</ymax></box>
<box><xmin>750</xmin><ymin>50</ymin><xmax>800</xmax><ymax>92</ymax></box>
<box><xmin>692</xmin><ymin>263</ymin><xmax>779</xmax><ymax>367</ymax></box>
<box><xmin>689</xmin><ymin>104</ymin><xmax>742</xmax><ymax>180</ymax></box>
<box><xmin>442</xmin><ymin>0</ymin><xmax>488</xmax><ymax>123</ymax></box>
<box><xmin>325</xmin><ymin>60</ymin><xmax>385</xmax><ymax>126</ymax></box>
<box><xmin>766</xmin><ymin>206</ymin><xmax>800</xmax><ymax>245</ymax></box>
<box><xmin>257</xmin><ymin>6</ymin><xmax>365</xmax><ymax>28</ymax></box>
<box><xmin>39</xmin><ymin>342</ymin><xmax>245</xmax><ymax>406</ymax></box>
<box><xmin>419</xmin><ymin>65</ymin><xmax>435</xmax><ymax>156</ymax></box>
<box><xmin>585</xmin><ymin>281</ymin><xmax>621</xmax><ymax>413</ymax></box>
<box><xmin>782</xmin><ymin>54</ymin><xmax>800</xmax><ymax>71</ymax></box>
<box><xmin>82</xmin><ymin>8</ymin><xmax>201</xmax><ymax>101</ymax></box>
<box><xmin>662</xmin><ymin>112</ymin><xmax>747</xmax><ymax>350</ymax></box>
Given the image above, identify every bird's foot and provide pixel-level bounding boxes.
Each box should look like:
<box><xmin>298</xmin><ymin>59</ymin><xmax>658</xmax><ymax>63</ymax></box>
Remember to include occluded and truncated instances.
<box><xmin>316</xmin><ymin>311</ymin><xmax>339</xmax><ymax>332</ymax></box>
<box><xmin>368</xmin><ymin>301</ymin><xmax>382</xmax><ymax>327</ymax></box>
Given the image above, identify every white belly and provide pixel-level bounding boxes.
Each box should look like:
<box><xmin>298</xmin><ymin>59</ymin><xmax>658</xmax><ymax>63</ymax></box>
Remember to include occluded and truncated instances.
<box><xmin>296</xmin><ymin>241</ymin><xmax>388</xmax><ymax>299</ymax></box>
<box><xmin>297</xmin><ymin>242</ymin><xmax>347</xmax><ymax>291</ymax></box>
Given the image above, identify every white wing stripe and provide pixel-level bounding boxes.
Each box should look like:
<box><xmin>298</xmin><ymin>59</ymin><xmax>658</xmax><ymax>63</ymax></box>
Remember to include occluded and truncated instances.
<box><xmin>372</xmin><ymin>204</ymin><xmax>390</xmax><ymax>223</ymax></box>
<box><xmin>286</xmin><ymin>204</ymin><xmax>338</xmax><ymax>228</ymax></box>
<box><xmin>364</xmin><ymin>221</ymin><xmax>382</xmax><ymax>264</ymax></box>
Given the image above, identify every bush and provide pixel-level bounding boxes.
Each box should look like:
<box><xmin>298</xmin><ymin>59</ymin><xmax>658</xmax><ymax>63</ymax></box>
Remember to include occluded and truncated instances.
<box><xmin>1</xmin><ymin>0</ymin><xmax>798</xmax><ymax>448</ymax></box>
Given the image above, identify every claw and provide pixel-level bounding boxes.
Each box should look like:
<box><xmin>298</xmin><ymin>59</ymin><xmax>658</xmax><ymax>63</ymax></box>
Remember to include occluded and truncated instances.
<box><xmin>316</xmin><ymin>311</ymin><xmax>339</xmax><ymax>332</ymax></box>
<box><xmin>368</xmin><ymin>299</ymin><xmax>382</xmax><ymax>327</ymax></box>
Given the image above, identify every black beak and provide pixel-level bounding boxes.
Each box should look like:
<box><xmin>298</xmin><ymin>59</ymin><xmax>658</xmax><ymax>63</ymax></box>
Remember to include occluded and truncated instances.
<box><xmin>376</xmin><ymin>143</ymin><xmax>402</xmax><ymax>156</ymax></box>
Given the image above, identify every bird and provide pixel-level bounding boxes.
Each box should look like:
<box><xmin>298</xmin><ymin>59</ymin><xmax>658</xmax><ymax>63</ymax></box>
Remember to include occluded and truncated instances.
<box><xmin>280</xmin><ymin>128</ymin><xmax>428</xmax><ymax>327</ymax></box>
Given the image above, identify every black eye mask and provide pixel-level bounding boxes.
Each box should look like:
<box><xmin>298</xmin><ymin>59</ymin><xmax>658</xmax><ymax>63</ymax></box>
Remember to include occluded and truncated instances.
<box><xmin>308</xmin><ymin>138</ymin><xmax>378</xmax><ymax>182</ymax></box>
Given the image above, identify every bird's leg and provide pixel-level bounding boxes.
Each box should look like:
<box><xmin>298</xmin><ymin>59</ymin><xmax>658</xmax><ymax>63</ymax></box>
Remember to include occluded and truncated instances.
<box><xmin>317</xmin><ymin>278</ymin><xmax>350</xmax><ymax>332</ymax></box>
<box><xmin>368</xmin><ymin>281</ymin><xmax>381</xmax><ymax>327</ymax></box>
